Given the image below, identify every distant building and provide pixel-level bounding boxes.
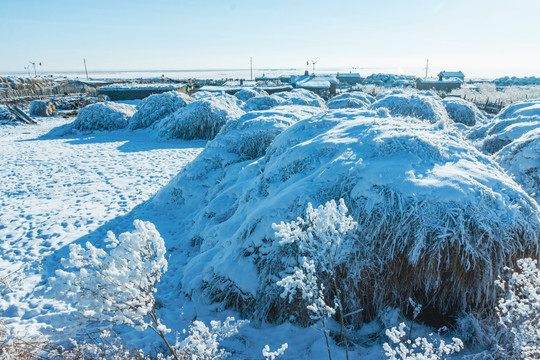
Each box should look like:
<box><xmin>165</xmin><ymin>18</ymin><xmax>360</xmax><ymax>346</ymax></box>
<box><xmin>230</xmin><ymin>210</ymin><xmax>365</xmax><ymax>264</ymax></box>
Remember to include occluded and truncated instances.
<box><xmin>416</xmin><ymin>77</ymin><xmax>462</xmax><ymax>92</ymax></box>
<box><xmin>336</xmin><ymin>73</ymin><xmax>362</xmax><ymax>85</ymax></box>
<box><xmin>438</xmin><ymin>71</ymin><xmax>465</xmax><ymax>82</ymax></box>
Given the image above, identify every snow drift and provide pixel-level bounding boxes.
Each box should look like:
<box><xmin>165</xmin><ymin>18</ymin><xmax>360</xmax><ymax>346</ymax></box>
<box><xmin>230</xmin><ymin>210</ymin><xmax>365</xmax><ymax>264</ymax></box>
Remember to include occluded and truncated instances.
<box><xmin>369</xmin><ymin>92</ymin><xmax>449</xmax><ymax>124</ymax></box>
<box><xmin>71</xmin><ymin>102</ymin><xmax>136</xmax><ymax>131</ymax></box>
<box><xmin>154</xmin><ymin>108</ymin><xmax>540</xmax><ymax>324</ymax></box>
<box><xmin>129</xmin><ymin>91</ymin><xmax>193</xmax><ymax>129</ymax></box>
<box><xmin>234</xmin><ymin>87</ymin><xmax>268</xmax><ymax>102</ymax></box>
<box><xmin>274</xmin><ymin>89</ymin><xmax>327</xmax><ymax>108</ymax></box>
<box><xmin>326</xmin><ymin>92</ymin><xmax>374</xmax><ymax>109</ymax></box>
<box><xmin>441</xmin><ymin>97</ymin><xmax>486</xmax><ymax>126</ymax></box>
<box><xmin>156</xmin><ymin>95</ymin><xmax>245</xmax><ymax>140</ymax></box>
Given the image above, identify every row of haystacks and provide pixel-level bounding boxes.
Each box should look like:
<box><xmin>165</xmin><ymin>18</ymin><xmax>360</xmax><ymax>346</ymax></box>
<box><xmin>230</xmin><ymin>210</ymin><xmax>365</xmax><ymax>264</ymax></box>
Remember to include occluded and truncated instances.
<box><xmin>150</xmin><ymin>99</ymin><xmax>540</xmax><ymax>327</ymax></box>
<box><xmin>0</xmin><ymin>76</ymin><xmax>57</xmax><ymax>91</ymax></box>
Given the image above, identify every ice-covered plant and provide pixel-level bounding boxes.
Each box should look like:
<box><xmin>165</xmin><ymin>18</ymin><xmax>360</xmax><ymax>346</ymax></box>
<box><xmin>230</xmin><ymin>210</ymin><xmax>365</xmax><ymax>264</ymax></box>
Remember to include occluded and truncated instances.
<box><xmin>173</xmin><ymin>317</ymin><xmax>249</xmax><ymax>360</ymax></box>
<box><xmin>383</xmin><ymin>322</ymin><xmax>464</xmax><ymax>360</ymax></box>
<box><xmin>262</xmin><ymin>342</ymin><xmax>288</xmax><ymax>360</ymax></box>
<box><xmin>496</xmin><ymin>258</ymin><xmax>540</xmax><ymax>359</ymax></box>
<box><xmin>273</xmin><ymin>198</ymin><xmax>358</xmax><ymax>360</ymax></box>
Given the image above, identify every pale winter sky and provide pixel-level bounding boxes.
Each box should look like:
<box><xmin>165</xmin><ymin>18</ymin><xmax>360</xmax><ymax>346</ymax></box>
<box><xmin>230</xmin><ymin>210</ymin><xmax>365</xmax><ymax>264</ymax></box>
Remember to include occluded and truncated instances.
<box><xmin>1</xmin><ymin>0</ymin><xmax>539</xmax><ymax>78</ymax></box>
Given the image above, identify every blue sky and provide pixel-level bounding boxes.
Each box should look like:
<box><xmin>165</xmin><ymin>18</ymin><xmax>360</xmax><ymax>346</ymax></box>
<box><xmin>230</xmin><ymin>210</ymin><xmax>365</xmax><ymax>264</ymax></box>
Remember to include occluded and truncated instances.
<box><xmin>1</xmin><ymin>0</ymin><xmax>539</xmax><ymax>77</ymax></box>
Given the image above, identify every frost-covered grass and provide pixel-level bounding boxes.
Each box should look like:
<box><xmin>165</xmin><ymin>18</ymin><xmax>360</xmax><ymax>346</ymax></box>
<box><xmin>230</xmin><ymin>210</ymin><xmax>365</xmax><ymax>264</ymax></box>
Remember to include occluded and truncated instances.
<box><xmin>71</xmin><ymin>102</ymin><xmax>136</xmax><ymax>131</ymax></box>
<box><xmin>129</xmin><ymin>91</ymin><xmax>193</xmax><ymax>129</ymax></box>
<box><xmin>449</xmin><ymin>83</ymin><xmax>540</xmax><ymax>107</ymax></box>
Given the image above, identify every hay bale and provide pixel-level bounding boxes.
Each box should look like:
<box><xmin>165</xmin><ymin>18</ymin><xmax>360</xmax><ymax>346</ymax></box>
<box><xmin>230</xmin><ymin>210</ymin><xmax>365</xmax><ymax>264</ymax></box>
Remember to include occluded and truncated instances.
<box><xmin>129</xmin><ymin>91</ymin><xmax>193</xmax><ymax>129</ymax></box>
<box><xmin>159</xmin><ymin>108</ymin><xmax>539</xmax><ymax>324</ymax></box>
<box><xmin>156</xmin><ymin>95</ymin><xmax>245</xmax><ymax>140</ymax></box>
<box><xmin>327</xmin><ymin>91</ymin><xmax>374</xmax><ymax>109</ymax></box>
<box><xmin>29</xmin><ymin>100</ymin><xmax>56</xmax><ymax>117</ymax></box>
<box><xmin>71</xmin><ymin>102</ymin><xmax>136</xmax><ymax>131</ymax></box>
<box><xmin>369</xmin><ymin>92</ymin><xmax>449</xmax><ymax>124</ymax></box>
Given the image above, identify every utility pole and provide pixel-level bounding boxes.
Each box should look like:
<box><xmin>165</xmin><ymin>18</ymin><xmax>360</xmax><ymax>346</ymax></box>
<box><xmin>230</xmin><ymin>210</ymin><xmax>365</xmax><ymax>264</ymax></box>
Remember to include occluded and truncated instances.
<box><xmin>83</xmin><ymin>58</ymin><xmax>89</xmax><ymax>80</ymax></box>
<box><xmin>250</xmin><ymin>57</ymin><xmax>253</xmax><ymax>81</ymax></box>
<box><xmin>28</xmin><ymin>61</ymin><xmax>37</xmax><ymax>77</ymax></box>
<box><xmin>424</xmin><ymin>59</ymin><xmax>429</xmax><ymax>79</ymax></box>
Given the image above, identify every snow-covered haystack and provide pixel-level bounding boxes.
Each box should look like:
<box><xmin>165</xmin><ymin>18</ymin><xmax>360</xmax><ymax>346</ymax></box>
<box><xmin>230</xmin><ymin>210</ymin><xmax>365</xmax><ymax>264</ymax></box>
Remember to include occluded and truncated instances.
<box><xmin>129</xmin><ymin>91</ymin><xmax>193</xmax><ymax>129</ymax></box>
<box><xmin>29</xmin><ymin>100</ymin><xmax>56</xmax><ymax>117</ymax></box>
<box><xmin>234</xmin><ymin>87</ymin><xmax>268</xmax><ymax>102</ymax></box>
<box><xmin>242</xmin><ymin>95</ymin><xmax>285</xmax><ymax>112</ymax></box>
<box><xmin>369</xmin><ymin>92</ymin><xmax>449</xmax><ymax>124</ymax></box>
<box><xmin>156</xmin><ymin>109</ymin><xmax>540</xmax><ymax>324</ymax></box>
<box><xmin>156</xmin><ymin>95</ymin><xmax>245</xmax><ymax>139</ymax></box>
<box><xmin>71</xmin><ymin>102</ymin><xmax>136</xmax><ymax>131</ymax></box>
<box><xmin>191</xmin><ymin>90</ymin><xmax>225</xmax><ymax>100</ymax></box>
<box><xmin>0</xmin><ymin>105</ymin><xmax>16</xmax><ymax>124</ymax></box>
<box><xmin>275</xmin><ymin>89</ymin><xmax>326</xmax><ymax>108</ymax></box>
<box><xmin>498</xmin><ymin>98</ymin><xmax>540</xmax><ymax>119</ymax></box>
<box><xmin>441</xmin><ymin>97</ymin><xmax>486</xmax><ymax>126</ymax></box>
<box><xmin>326</xmin><ymin>92</ymin><xmax>374</xmax><ymax>109</ymax></box>
<box><xmin>495</xmin><ymin>128</ymin><xmax>540</xmax><ymax>202</ymax></box>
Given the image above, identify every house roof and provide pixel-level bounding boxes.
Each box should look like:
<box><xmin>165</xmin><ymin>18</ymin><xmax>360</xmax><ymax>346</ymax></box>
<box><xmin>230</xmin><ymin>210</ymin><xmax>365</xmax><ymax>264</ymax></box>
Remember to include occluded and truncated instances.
<box><xmin>438</xmin><ymin>71</ymin><xmax>465</xmax><ymax>78</ymax></box>
<box><xmin>417</xmin><ymin>77</ymin><xmax>463</xmax><ymax>84</ymax></box>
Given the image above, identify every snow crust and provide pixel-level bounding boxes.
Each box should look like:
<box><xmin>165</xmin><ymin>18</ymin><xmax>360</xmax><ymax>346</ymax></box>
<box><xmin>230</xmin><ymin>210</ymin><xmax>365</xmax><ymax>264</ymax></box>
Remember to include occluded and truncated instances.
<box><xmin>153</xmin><ymin>108</ymin><xmax>540</xmax><ymax>321</ymax></box>
<box><xmin>441</xmin><ymin>97</ymin><xmax>486</xmax><ymax>126</ymax></box>
<box><xmin>327</xmin><ymin>92</ymin><xmax>374</xmax><ymax>109</ymax></box>
<box><xmin>156</xmin><ymin>95</ymin><xmax>245</xmax><ymax>139</ymax></box>
<box><xmin>369</xmin><ymin>92</ymin><xmax>449</xmax><ymax>124</ymax></box>
<box><xmin>72</xmin><ymin>102</ymin><xmax>136</xmax><ymax>131</ymax></box>
<box><xmin>129</xmin><ymin>91</ymin><xmax>193</xmax><ymax>129</ymax></box>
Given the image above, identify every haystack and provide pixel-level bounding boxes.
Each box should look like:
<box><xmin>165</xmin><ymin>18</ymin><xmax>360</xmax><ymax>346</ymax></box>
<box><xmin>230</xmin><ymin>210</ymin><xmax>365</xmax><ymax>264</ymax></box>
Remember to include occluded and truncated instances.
<box><xmin>71</xmin><ymin>102</ymin><xmax>136</xmax><ymax>131</ymax></box>
<box><xmin>234</xmin><ymin>88</ymin><xmax>268</xmax><ymax>102</ymax></box>
<box><xmin>442</xmin><ymin>97</ymin><xmax>486</xmax><ymax>126</ymax></box>
<box><xmin>29</xmin><ymin>100</ymin><xmax>56</xmax><ymax>117</ymax></box>
<box><xmin>369</xmin><ymin>92</ymin><xmax>449</xmax><ymax>124</ymax></box>
<box><xmin>156</xmin><ymin>95</ymin><xmax>244</xmax><ymax>140</ymax></box>
<box><xmin>243</xmin><ymin>95</ymin><xmax>285</xmax><ymax>112</ymax></box>
<box><xmin>274</xmin><ymin>89</ymin><xmax>327</xmax><ymax>108</ymax></box>
<box><xmin>160</xmin><ymin>108</ymin><xmax>539</xmax><ymax>324</ymax></box>
<box><xmin>326</xmin><ymin>91</ymin><xmax>374</xmax><ymax>109</ymax></box>
<box><xmin>129</xmin><ymin>91</ymin><xmax>193</xmax><ymax>129</ymax></box>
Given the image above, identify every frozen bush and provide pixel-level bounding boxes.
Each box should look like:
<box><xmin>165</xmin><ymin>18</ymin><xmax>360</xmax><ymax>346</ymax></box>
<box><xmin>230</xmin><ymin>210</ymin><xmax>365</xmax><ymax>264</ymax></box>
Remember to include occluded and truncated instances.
<box><xmin>369</xmin><ymin>92</ymin><xmax>449</xmax><ymax>124</ymax></box>
<box><xmin>496</xmin><ymin>258</ymin><xmax>540</xmax><ymax>359</ymax></box>
<box><xmin>29</xmin><ymin>100</ymin><xmax>56</xmax><ymax>116</ymax></box>
<box><xmin>274</xmin><ymin>88</ymin><xmax>327</xmax><ymax>108</ymax></box>
<box><xmin>327</xmin><ymin>92</ymin><xmax>373</xmax><ymax>109</ymax></box>
<box><xmin>234</xmin><ymin>87</ymin><xmax>268</xmax><ymax>102</ymax></box>
<box><xmin>71</xmin><ymin>102</ymin><xmax>136</xmax><ymax>131</ymax></box>
<box><xmin>129</xmin><ymin>91</ymin><xmax>193</xmax><ymax>129</ymax></box>
<box><xmin>243</xmin><ymin>95</ymin><xmax>285</xmax><ymax>112</ymax></box>
<box><xmin>441</xmin><ymin>97</ymin><xmax>486</xmax><ymax>126</ymax></box>
<box><xmin>156</xmin><ymin>95</ymin><xmax>244</xmax><ymax>139</ymax></box>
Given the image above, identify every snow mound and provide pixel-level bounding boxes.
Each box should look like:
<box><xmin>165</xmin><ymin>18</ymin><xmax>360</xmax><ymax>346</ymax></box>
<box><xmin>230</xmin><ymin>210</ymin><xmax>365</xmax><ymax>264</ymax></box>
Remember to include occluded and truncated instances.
<box><xmin>478</xmin><ymin>116</ymin><xmax>540</xmax><ymax>154</ymax></box>
<box><xmin>441</xmin><ymin>97</ymin><xmax>486</xmax><ymax>126</ymax></box>
<box><xmin>71</xmin><ymin>102</ymin><xmax>136</xmax><ymax>131</ymax></box>
<box><xmin>0</xmin><ymin>105</ymin><xmax>16</xmax><ymax>124</ymax></box>
<box><xmin>129</xmin><ymin>91</ymin><xmax>193</xmax><ymax>129</ymax></box>
<box><xmin>234</xmin><ymin>88</ymin><xmax>268</xmax><ymax>102</ymax></box>
<box><xmin>29</xmin><ymin>100</ymin><xmax>56</xmax><ymax>117</ymax></box>
<box><xmin>498</xmin><ymin>99</ymin><xmax>540</xmax><ymax>119</ymax></box>
<box><xmin>369</xmin><ymin>92</ymin><xmax>449</xmax><ymax>123</ymax></box>
<box><xmin>242</xmin><ymin>95</ymin><xmax>285</xmax><ymax>112</ymax></box>
<box><xmin>155</xmin><ymin>109</ymin><xmax>539</xmax><ymax>323</ymax></box>
<box><xmin>156</xmin><ymin>95</ymin><xmax>245</xmax><ymax>139</ymax></box>
<box><xmin>274</xmin><ymin>89</ymin><xmax>327</xmax><ymax>108</ymax></box>
<box><xmin>495</xmin><ymin>128</ymin><xmax>540</xmax><ymax>202</ymax></box>
<box><xmin>326</xmin><ymin>92</ymin><xmax>374</xmax><ymax>109</ymax></box>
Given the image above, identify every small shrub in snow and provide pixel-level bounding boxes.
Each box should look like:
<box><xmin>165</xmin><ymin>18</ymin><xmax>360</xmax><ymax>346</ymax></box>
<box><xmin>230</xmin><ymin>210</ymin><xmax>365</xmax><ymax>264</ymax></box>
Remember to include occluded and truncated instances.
<box><xmin>262</xmin><ymin>343</ymin><xmax>288</xmax><ymax>360</ymax></box>
<box><xmin>234</xmin><ymin>87</ymin><xmax>268</xmax><ymax>102</ymax></box>
<box><xmin>129</xmin><ymin>91</ymin><xmax>193</xmax><ymax>129</ymax></box>
<box><xmin>157</xmin><ymin>95</ymin><xmax>245</xmax><ymax>139</ymax></box>
<box><xmin>243</xmin><ymin>95</ymin><xmax>285</xmax><ymax>112</ymax></box>
<box><xmin>496</xmin><ymin>258</ymin><xmax>540</xmax><ymax>359</ymax></box>
<box><xmin>29</xmin><ymin>99</ymin><xmax>56</xmax><ymax>116</ymax></box>
<box><xmin>71</xmin><ymin>102</ymin><xmax>136</xmax><ymax>131</ymax></box>
<box><xmin>383</xmin><ymin>322</ymin><xmax>464</xmax><ymax>360</ymax></box>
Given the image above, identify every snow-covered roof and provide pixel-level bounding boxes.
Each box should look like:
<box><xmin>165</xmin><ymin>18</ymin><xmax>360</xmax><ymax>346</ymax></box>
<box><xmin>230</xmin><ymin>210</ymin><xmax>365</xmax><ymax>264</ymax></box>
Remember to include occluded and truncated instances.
<box><xmin>417</xmin><ymin>77</ymin><xmax>463</xmax><ymax>84</ymax></box>
<box><xmin>290</xmin><ymin>75</ymin><xmax>338</xmax><ymax>89</ymax></box>
<box><xmin>438</xmin><ymin>71</ymin><xmax>465</xmax><ymax>78</ymax></box>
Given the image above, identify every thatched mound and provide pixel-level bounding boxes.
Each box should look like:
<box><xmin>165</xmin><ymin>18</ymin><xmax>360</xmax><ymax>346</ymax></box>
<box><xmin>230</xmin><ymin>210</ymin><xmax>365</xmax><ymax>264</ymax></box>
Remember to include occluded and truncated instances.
<box><xmin>369</xmin><ymin>92</ymin><xmax>449</xmax><ymax>124</ymax></box>
<box><xmin>29</xmin><ymin>100</ymin><xmax>56</xmax><ymax>117</ymax></box>
<box><xmin>0</xmin><ymin>105</ymin><xmax>17</xmax><ymax>124</ymax></box>
<box><xmin>71</xmin><ymin>102</ymin><xmax>136</xmax><ymax>131</ymax></box>
<box><xmin>274</xmin><ymin>89</ymin><xmax>326</xmax><ymax>108</ymax></box>
<box><xmin>442</xmin><ymin>97</ymin><xmax>486</xmax><ymax>126</ymax></box>
<box><xmin>155</xmin><ymin>108</ymin><xmax>540</xmax><ymax>324</ymax></box>
<box><xmin>156</xmin><ymin>95</ymin><xmax>245</xmax><ymax>140</ymax></box>
<box><xmin>234</xmin><ymin>88</ymin><xmax>268</xmax><ymax>102</ymax></box>
<box><xmin>243</xmin><ymin>95</ymin><xmax>285</xmax><ymax>112</ymax></box>
<box><xmin>326</xmin><ymin>92</ymin><xmax>374</xmax><ymax>109</ymax></box>
<box><xmin>129</xmin><ymin>91</ymin><xmax>193</xmax><ymax>129</ymax></box>
<box><xmin>495</xmin><ymin>128</ymin><xmax>540</xmax><ymax>203</ymax></box>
